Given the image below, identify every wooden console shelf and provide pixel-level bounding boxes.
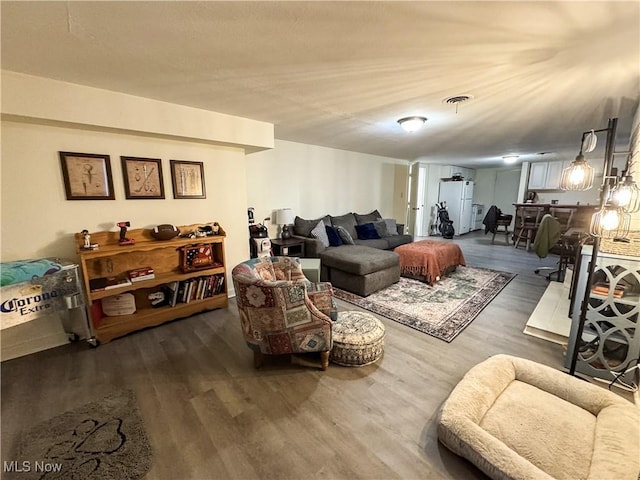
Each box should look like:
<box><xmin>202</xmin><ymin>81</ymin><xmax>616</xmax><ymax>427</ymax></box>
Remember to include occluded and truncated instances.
<box><xmin>76</xmin><ymin>223</ymin><xmax>228</xmax><ymax>345</ymax></box>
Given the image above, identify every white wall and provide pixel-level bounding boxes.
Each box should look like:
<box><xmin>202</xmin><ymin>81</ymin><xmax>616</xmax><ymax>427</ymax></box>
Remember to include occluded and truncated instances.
<box><xmin>1</xmin><ymin>72</ymin><xmax>269</xmax><ymax>358</ymax></box>
<box><xmin>1</xmin><ymin>121</ymin><xmax>248</xmax><ymax>262</ymax></box>
<box><xmin>473</xmin><ymin>166</ymin><xmax>522</xmax><ymax>218</ymax></box>
<box><xmin>245</xmin><ymin>140</ymin><xmax>407</xmax><ymax>238</ymax></box>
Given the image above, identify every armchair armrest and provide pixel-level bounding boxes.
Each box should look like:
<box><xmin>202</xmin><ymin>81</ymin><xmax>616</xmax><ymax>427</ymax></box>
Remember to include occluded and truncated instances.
<box><xmin>306</xmin><ymin>282</ymin><xmax>337</xmax><ymax>321</ymax></box>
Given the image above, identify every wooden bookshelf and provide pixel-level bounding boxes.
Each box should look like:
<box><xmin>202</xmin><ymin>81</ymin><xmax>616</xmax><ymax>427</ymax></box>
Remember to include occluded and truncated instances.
<box><xmin>76</xmin><ymin>223</ymin><xmax>228</xmax><ymax>345</ymax></box>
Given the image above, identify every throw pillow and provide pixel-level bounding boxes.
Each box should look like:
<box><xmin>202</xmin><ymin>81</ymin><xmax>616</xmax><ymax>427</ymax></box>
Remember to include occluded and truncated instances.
<box><xmin>330</xmin><ymin>213</ymin><xmax>358</xmax><ymax>240</ymax></box>
<box><xmin>384</xmin><ymin>218</ymin><xmax>399</xmax><ymax>236</ymax></box>
<box><xmin>373</xmin><ymin>221</ymin><xmax>389</xmax><ymax>238</ymax></box>
<box><xmin>355</xmin><ymin>223</ymin><xmax>381</xmax><ymax>240</ymax></box>
<box><xmin>294</xmin><ymin>215</ymin><xmax>332</xmax><ymax>237</ymax></box>
<box><xmin>355</xmin><ymin>210</ymin><xmax>383</xmax><ymax>225</ymax></box>
<box><xmin>336</xmin><ymin>226</ymin><xmax>355</xmax><ymax>245</ymax></box>
<box><xmin>310</xmin><ymin>220</ymin><xmax>330</xmax><ymax>248</ymax></box>
<box><xmin>325</xmin><ymin>226</ymin><xmax>343</xmax><ymax>247</ymax></box>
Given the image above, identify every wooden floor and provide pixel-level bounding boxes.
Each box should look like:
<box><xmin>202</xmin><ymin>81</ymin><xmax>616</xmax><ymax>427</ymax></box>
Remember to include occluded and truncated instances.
<box><xmin>1</xmin><ymin>231</ymin><xmax>568</xmax><ymax>480</ymax></box>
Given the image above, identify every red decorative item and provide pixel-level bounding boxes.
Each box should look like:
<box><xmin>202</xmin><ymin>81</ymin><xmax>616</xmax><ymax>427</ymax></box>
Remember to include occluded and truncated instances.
<box><xmin>181</xmin><ymin>244</ymin><xmax>216</xmax><ymax>272</ymax></box>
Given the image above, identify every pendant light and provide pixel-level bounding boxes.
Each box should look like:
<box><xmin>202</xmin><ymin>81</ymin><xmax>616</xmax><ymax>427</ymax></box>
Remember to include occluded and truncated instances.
<box><xmin>590</xmin><ymin>205</ymin><xmax>631</xmax><ymax>239</ymax></box>
<box><xmin>609</xmin><ymin>159</ymin><xmax>640</xmax><ymax>213</ymax></box>
<box><xmin>560</xmin><ymin>153</ymin><xmax>595</xmax><ymax>191</ymax></box>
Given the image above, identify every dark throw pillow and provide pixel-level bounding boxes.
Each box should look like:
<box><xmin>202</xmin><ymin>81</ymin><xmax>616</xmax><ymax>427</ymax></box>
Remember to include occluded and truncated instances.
<box><xmin>355</xmin><ymin>223</ymin><xmax>381</xmax><ymax>240</ymax></box>
<box><xmin>325</xmin><ymin>226</ymin><xmax>343</xmax><ymax>247</ymax></box>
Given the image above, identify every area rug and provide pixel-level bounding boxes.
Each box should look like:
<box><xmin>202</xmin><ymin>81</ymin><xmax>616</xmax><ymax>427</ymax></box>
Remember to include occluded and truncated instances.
<box><xmin>334</xmin><ymin>265</ymin><xmax>516</xmax><ymax>342</ymax></box>
<box><xmin>14</xmin><ymin>390</ymin><xmax>151</xmax><ymax>480</ymax></box>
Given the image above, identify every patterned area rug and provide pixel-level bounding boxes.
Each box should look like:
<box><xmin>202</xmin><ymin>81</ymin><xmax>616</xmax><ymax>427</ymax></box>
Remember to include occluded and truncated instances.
<box><xmin>13</xmin><ymin>390</ymin><xmax>151</xmax><ymax>480</ymax></box>
<box><xmin>334</xmin><ymin>265</ymin><xmax>516</xmax><ymax>342</ymax></box>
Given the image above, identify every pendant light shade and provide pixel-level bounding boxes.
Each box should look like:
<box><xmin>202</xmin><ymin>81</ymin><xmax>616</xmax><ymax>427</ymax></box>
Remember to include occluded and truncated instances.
<box><xmin>590</xmin><ymin>205</ymin><xmax>630</xmax><ymax>239</ymax></box>
<box><xmin>609</xmin><ymin>175</ymin><xmax>640</xmax><ymax>213</ymax></box>
<box><xmin>560</xmin><ymin>154</ymin><xmax>595</xmax><ymax>191</ymax></box>
<box><xmin>397</xmin><ymin>116</ymin><xmax>427</xmax><ymax>132</ymax></box>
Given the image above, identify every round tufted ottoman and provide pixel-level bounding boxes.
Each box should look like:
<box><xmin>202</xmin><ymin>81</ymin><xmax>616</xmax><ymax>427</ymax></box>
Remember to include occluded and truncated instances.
<box><xmin>331</xmin><ymin>311</ymin><xmax>385</xmax><ymax>366</ymax></box>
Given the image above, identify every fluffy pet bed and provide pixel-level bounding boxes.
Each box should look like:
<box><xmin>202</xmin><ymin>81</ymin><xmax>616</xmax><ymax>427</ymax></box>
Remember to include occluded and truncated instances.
<box><xmin>438</xmin><ymin>354</ymin><xmax>640</xmax><ymax>480</ymax></box>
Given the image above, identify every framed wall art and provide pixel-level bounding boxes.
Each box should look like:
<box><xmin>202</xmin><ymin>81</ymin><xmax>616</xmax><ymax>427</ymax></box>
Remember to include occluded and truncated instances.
<box><xmin>59</xmin><ymin>151</ymin><xmax>115</xmax><ymax>200</ymax></box>
<box><xmin>170</xmin><ymin>160</ymin><xmax>206</xmax><ymax>199</ymax></box>
<box><xmin>121</xmin><ymin>156</ymin><xmax>165</xmax><ymax>199</ymax></box>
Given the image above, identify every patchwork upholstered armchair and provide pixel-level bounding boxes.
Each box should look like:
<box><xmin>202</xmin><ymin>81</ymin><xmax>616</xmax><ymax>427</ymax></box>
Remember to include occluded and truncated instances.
<box><xmin>232</xmin><ymin>256</ymin><xmax>337</xmax><ymax>370</ymax></box>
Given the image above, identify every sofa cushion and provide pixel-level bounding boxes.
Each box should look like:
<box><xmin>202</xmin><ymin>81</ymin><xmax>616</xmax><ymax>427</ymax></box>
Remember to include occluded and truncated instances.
<box><xmin>372</xmin><ymin>220</ymin><xmax>390</xmax><ymax>237</ymax></box>
<box><xmin>355</xmin><ymin>223</ymin><xmax>380</xmax><ymax>240</ymax></box>
<box><xmin>294</xmin><ymin>215</ymin><xmax>332</xmax><ymax>237</ymax></box>
<box><xmin>336</xmin><ymin>226</ymin><xmax>355</xmax><ymax>245</ymax></box>
<box><xmin>385</xmin><ymin>234</ymin><xmax>414</xmax><ymax>249</ymax></box>
<box><xmin>330</xmin><ymin>213</ymin><xmax>358</xmax><ymax>240</ymax></box>
<box><xmin>355</xmin><ymin>210</ymin><xmax>383</xmax><ymax>225</ymax></box>
<box><xmin>320</xmin><ymin>245</ymin><xmax>399</xmax><ymax>276</ymax></box>
<box><xmin>310</xmin><ymin>220</ymin><xmax>330</xmax><ymax>247</ymax></box>
<box><xmin>383</xmin><ymin>219</ymin><xmax>399</xmax><ymax>236</ymax></box>
<box><xmin>325</xmin><ymin>226</ymin><xmax>343</xmax><ymax>247</ymax></box>
<box><xmin>354</xmin><ymin>238</ymin><xmax>389</xmax><ymax>249</ymax></box>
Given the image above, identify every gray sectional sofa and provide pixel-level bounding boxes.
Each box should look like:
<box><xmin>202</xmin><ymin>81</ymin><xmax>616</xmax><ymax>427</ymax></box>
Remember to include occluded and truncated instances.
<box><xmin>291</xmin><ymin>210</ymin><xmax>413</xmax><ymax>296</ymax></box>
<box><xmin>292</xmin><ymin>209</ymin><xmax>413</xmax><ymax>258</ymax></box>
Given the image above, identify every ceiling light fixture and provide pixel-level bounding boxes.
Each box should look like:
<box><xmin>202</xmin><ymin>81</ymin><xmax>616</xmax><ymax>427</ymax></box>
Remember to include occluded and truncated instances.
<box><xmin>502</xmin><ymin>155</ymin><xmax>520</xmax><ymax>164</ymax></box>
<box><xmin>397</xmin><ymin>116</ymin><xmax>427</xmax><ymax>132</ymax></box>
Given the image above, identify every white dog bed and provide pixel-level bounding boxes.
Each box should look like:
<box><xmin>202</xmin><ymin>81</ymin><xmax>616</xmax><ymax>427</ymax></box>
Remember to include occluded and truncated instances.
<box><xmin>438</xmin><ymin>354</ymin><xmax>640</xmax><ymax>480</ymax></box>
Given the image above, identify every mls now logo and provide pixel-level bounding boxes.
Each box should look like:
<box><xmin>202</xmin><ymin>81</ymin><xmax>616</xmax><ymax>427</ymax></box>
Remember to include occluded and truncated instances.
<box><xmin>3</xmin><ymin>460</ymin><xmax>63</xmax><ymax>473</ymax></box>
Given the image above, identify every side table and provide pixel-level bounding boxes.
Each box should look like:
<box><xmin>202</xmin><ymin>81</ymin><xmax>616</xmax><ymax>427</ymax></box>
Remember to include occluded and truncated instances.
<box><xmin>271</xmin><ymin>238</ymin><xmax>305</xmax><ymax>257</ymax></box>
<box><xmin>299</xmin><ymin>258</ymin><xmax>321</xmax><ymax>283</ymax></box>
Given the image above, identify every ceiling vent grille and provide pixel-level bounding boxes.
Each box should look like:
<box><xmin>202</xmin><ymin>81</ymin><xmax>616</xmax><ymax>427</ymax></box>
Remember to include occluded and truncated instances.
<box><xmin>443</xmin><ymin>95</ymin><xmax>473</xmax><ymax>105</ymax></box>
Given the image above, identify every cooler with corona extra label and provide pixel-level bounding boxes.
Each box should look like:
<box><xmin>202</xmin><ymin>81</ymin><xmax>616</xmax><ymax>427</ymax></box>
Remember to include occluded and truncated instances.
<box><xmin>1</xmin><ymin>258</ymin><xmax>90</xmax><ymax>359</ymax></box>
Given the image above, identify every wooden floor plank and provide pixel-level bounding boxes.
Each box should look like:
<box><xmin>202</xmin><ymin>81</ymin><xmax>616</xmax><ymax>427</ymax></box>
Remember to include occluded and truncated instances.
<box><xmin>2</xmin><ymin>231</ymin><xmax>572</xmax><ymax>479</ymax></box>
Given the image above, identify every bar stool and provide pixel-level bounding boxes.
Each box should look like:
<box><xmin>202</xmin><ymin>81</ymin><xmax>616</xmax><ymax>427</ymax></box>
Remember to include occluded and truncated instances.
<box><xmin>492</xmin><ymin>214</ymin><xmax>513</xmax><ymax>245</ymax></box>
<box><xmin>514</xmin><ymin>206</ymin><xmax>545</xmax><ymax>251</ymax></box>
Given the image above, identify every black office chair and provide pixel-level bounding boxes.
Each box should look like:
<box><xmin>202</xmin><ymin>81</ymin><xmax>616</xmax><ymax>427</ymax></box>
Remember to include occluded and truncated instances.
<box><xmin>533</xmin><ymin>211</ymin><xmax>582</xmax><ymax>282</ymax></box>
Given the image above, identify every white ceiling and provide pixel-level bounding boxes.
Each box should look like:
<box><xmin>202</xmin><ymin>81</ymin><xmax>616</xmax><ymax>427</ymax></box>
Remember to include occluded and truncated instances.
<box><xmin>2</xmin><ymin>1</ymin><xmax>639</xmax><ymax>167</ymax></box>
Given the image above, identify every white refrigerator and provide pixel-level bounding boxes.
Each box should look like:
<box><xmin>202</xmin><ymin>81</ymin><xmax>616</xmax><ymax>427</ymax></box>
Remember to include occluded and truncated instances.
<box><xmin>438</xmin><ymin>180</ymin><xmax>474</xmax><ymax>235</ymax></box>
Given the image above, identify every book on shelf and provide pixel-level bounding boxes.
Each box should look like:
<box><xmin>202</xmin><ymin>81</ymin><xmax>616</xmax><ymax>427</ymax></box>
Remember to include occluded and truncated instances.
<box><xmin>129</xmin><ymin>266</ymin><xmax>155</xmax><ymax>282</ymax></box>
<box><xmin>157</xmin><ymin>274</ymin><xmax>226</xmax><ymax>307</ymax></box>
<box><xmin>591</xmin><ymin>282</ymin><xmax>626</xmax><ymax>298</ymax></box>
<box><xmin>89</xmin><ymin>275</ymin><xmax>132</xmax><ymax>292</ymax></box>
<box><xmin>164</xmin><ymin>281</ymin><xmax>180</xmax><ymax>307</ymax></box>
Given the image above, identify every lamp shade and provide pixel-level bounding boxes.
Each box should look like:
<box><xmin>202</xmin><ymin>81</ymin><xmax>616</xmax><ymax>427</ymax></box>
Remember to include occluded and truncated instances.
<box><xmin>609</xmin><ymin>175</ymin><xmax>640</xmax><ymax>213</ymax></box>
<box><xmin>590</xmin><ymin>205</ymin><xmax>630</xmax><ymax>239</ymax></box>
<box><xmin>560</xmin><ymin>155</ymin><xmax>595</xmax><ymax>191</ymax></box>
<box><xmin>274</xmin><ymin>208</ymin><xmax>295</xmax><ymax>226</ymax></box>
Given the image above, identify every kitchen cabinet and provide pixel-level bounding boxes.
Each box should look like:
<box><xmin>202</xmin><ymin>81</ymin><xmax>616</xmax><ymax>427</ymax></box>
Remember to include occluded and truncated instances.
<box><xmin>528</xmin><ymin>161</ymin><xmax>565</xmax><ymax>190</ymax></box>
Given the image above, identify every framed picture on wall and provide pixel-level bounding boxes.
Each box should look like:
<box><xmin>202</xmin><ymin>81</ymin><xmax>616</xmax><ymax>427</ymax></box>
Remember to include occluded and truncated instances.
<box><xmin>59</xmin><ymin>151</ymin><xmax>115</xmax><ymax>200</ymax></box>
<box><xmin>170</xmin><ymin>160</ymin><xmax>206</xmax><ymax>199</ymax></box>
<box><xmin>121</xmin><ymin>156</ymin><xmax>165</xmax><ymax>199</ymax></box>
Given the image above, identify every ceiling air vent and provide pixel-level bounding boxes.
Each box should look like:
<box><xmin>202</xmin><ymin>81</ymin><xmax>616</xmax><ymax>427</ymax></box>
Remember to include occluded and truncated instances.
<box><xmin>442</xmin><ymin>95</ymin><xmax>473</xmax><ymax>113</ymax></box>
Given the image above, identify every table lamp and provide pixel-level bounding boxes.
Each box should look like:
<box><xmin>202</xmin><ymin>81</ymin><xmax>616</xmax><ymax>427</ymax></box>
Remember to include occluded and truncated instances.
<box><xmin>274</xmin><ymin>208</ymin><xmax>295</xmax><ymax>239</ymax></box>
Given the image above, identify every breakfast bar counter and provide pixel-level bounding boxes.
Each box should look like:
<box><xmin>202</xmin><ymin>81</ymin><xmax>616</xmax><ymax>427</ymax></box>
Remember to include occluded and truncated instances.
<box><xmin>512</xmin><ymin>203</ymin><xmax>597</xmax><ymax>241</ymax></box>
